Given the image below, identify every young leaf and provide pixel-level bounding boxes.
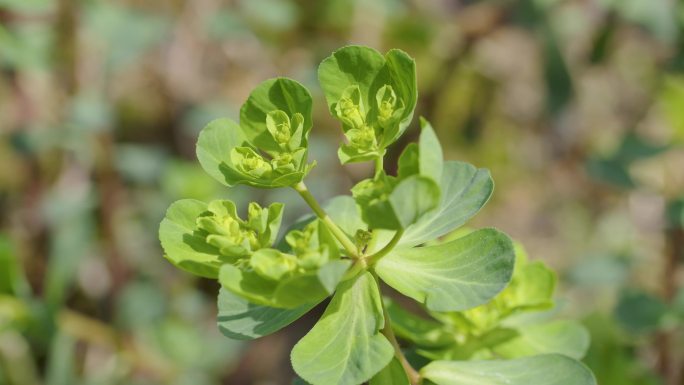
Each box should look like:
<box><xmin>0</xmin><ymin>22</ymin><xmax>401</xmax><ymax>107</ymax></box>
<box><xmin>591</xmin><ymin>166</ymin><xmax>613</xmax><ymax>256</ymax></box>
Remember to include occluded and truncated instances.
<box><xmin>159</xmin><ymin>199</ymin><xmax>222</xmax><ymax>278</ymax></box>
<box><xmin>217</xmin><ymin>288</ymin><xmax>315</xmax><ymax>340</ymax></box>
<box><xmin>421</xmin><ymin>354</ymin><xmax>597</xmax><ymax>385</ymax></box>
<box><xmin>376</xmin><ymin>228</ymin><xmax>515</xmax><ymax>311</ymax></box>
<box><xmin>496</xmin><ymin>259</ymin><xmax>556</xmax><ymax>314</ymax></box>
<box><xmin>400</xmin><ymin>161</ymin><xmax>494</xmax><ymax>247</ymax></box>
<box><xmin>493</xmin><ymin>320</ymin><xmax>590</xmax><ymax>360</ymax></box>
<box><xmin>291</xmin><ymin>272</ymin><xmax>394</xmax><ymax>385</ymax></box>
<box><xmin>397</xmin><ymin>118</ymin><xmax>443</xmax><ymax>182</ymax></box>
<box><xmin>240</xmin><ymin>78</ymin><xmax>313</xmax><ymax>153</ymax></box>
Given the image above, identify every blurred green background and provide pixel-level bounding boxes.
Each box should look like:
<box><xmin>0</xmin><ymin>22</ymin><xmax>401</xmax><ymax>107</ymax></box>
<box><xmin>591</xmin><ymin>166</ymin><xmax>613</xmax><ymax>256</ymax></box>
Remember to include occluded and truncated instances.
<box><xmin>1</xmin><ymin>0</ymin><xmax>683</xmax><ymax>384</ymax></box>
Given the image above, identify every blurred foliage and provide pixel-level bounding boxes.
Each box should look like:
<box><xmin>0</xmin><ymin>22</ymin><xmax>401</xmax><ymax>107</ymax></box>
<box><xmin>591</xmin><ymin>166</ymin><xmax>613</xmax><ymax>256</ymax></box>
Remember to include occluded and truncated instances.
<box><xmin>1</xmin><ymin>0</ymin><xmax>683</xmax><ymax>383</ymax></box>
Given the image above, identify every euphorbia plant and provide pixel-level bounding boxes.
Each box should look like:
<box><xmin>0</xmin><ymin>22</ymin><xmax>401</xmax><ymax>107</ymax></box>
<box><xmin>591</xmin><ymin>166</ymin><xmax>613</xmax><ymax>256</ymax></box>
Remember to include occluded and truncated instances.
<box><xmin>159</xmin><ymin>46</ymin><xmax>596</xmax><ymax>385</ymax></box>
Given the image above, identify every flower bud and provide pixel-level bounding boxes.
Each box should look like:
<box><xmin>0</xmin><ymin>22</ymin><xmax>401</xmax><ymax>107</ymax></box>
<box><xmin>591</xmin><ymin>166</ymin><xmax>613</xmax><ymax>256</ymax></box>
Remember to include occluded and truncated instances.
<box><xmin>231</xmin><ymin>147</ymin><xmax>272</xmax><ymax>178</ymax></box>
<box><xmin>206</xmin><ymin>234</ymin><xmax>250</xmax><ymax>258</ymax></box>
<box><xmin>346</xmin><ymin>125</ymin><xmax>378</xmax><ymax>151</ymax></box>
<box><xmin>376</xmin><ymin>84</ymin><xmax>399</xmax><ymax>129</ymax></box>
<box><xmin>247</xmin><ymin>202</ymin><xmax>268</xmax><ymax>234</ymax></box>
<box><xmin>354</xmin><ymin>229</ymin><xmax>372</xmax><ymax>250</ymax></box>
<box><xmin>266</xmin><ymin>110</ymin><xmax>292</xmax><ymax>146</ymax></box>
<box><xmin>266</xmin><ymin>110</ymin><xmax>305</xmax><ymax>151</ymax></box>
<box><xmin>250</xmin><ymin>249</ymin><xmax>298</xmax><ymax>281</ymax></box>
<box><xmin>335</xmin><ymin>85</ymin><xmax>366</xmax><ymax>129</ymax></box>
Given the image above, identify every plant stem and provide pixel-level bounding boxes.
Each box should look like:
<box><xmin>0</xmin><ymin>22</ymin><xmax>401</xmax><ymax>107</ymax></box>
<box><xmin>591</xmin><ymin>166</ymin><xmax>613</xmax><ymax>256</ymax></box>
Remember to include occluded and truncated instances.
<box><xmin>373</xmin><ymin>272</ymin><xmax>421</xmax><ymax>385</ymax></box>
<box><xmin>366</xmin><ymin>229</ymin><xmax>404</xmax><ymax>265</ymax></box>
<box><xmin>294</xmin><ymin>182</ymin><xmax>360</xmax><ymax>258</ymax></box>
<box><xmin>374</xmin><ymin>156</ymin><xmax>384</xmax><ymax>178</ymax></box>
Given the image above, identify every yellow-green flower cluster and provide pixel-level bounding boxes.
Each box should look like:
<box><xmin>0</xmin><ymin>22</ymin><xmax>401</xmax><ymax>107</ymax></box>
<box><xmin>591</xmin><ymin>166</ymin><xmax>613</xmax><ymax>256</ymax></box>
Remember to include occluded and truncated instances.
<box><xmin>231</xmin><ymin>110</ymin><xmax>307</xmax><ymax>179</ymax></box>
<box><xmin>334</xmin><ymin>84</ymin><xmax>404</xmax><ymax>153</ymax></box>
<box><xmin>195</xmin><ymin>200</ymin><xmax>282</xmax><ymax>262</ymax></box>
<box><xmin>248</xmin><ymin>221</ymin><xmax>335</xmax><ymax>282</ymax></box>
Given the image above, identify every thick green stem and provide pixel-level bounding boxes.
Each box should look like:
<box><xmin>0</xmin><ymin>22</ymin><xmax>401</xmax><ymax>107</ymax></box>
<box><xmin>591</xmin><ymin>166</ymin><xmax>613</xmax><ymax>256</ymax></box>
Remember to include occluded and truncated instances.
<box><xmin>294</xmin><ymin>182</ymin><xmax>360</xmax><ymax>258</ymax></box>
<box><xmin>366</xmin><ymin>229</ymin><xmax>404</xmax><ymax>265</ymax></box>
<box><xmin>373</xmin><ymin>272</ymin><xmax>421</xmax><ymax>385</ymax></box>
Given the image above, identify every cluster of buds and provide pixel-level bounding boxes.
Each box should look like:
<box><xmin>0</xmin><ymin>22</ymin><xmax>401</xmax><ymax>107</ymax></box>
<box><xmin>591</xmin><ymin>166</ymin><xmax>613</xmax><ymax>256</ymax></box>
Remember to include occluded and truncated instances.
<box><xmin>195</xmin><ymin>199</ymin><xmax>336</xmax><ymax>283</ymax></box>
<box><xmin>195</xmin><ymin>200</ymin><xmax>281</xmax><ymax>263</ymax></box>
<box><xmin>334</xmin><ymin>84</ymin><xmax>403</xmax><ymax>153</ymax></box>
<box><xmin>351</xmin><ymin>172</ymin><xmax>395</xmax><ymax>208</ymax></box>
<box><xmin>231</xmin><ymin>109</ymin><xmax>307</xmax><ymax>180</ymax></box>
<box><xmin>247</xmin><ymin>221</ymin><xmax>335</xmax><ymax>282</ymax></box>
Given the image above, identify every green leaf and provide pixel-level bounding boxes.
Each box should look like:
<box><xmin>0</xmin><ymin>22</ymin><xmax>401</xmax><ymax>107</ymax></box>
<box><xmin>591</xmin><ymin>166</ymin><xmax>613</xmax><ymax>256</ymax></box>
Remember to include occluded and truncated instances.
<box><xmin>239</xmin><ymin>78</ymin><xmax>313</xmax><ymax>153</ymax></box>
<box><xmin>319</xmin><ymin>46</ymin><xmax>386</xmax><ymax>115</ymax></box>
<box><xmin>369</xmin><ymin>357</ymin><xmax>410</xmax><ymax>385</ymax></box>
<box><xmin>159</xmin><ymin>199</ymin><xmax>222</xmax><ymax>278</ymax></box>
<box><xmin>452</xmin><ymin>248</ymin><xmax>557</xmax><ymax>333</ymax></box>
<box><xmin>398</xmin><ymin>118</ymin><xmax>443</xmax><ymax>182</ymax></box>
<box><xmin>493</xmin><ymin>320</ymin><xmax>590</xmax><ymax>360</ymax></box>
<box><xmin>217</xmin><ymin>288</ymin><xmax>314</xmax><ymax>340</ymax></box>
<box><xmin>499</xmin><ymin>259</ymin><xmax>556</xmax><ymax>313</ymax></box>
<box><xmin>353</xmin><ymin>174</ymin><xmax>440</xmax><ymax>231</ymax></box>
<box><xmin>377</xmin><ymin>228</ymin><xmax>515</xmax><ymax>311</ymax></box>
<box><xmin>390</xmin><ymin>175</ymin><xmax>440</xmax><ymax>228</ymax></box>
<box><xmin>385</xmin><ymin>299</ymin><xmax>452</xmax><ymax>348</ymax></box>
<box><xmin>219</xmin><ymin>259</ymin><xmax>350</xmax><ymax>308</ymax></box>
<box><xmin>400</xmin><ymin>161</ymin><xmax>494</xmax><ymax>247</ymax></box>
<box><xmin>421</xmin><ymin>354</ymin><xmax>596</xmax><ymax>385</ymax></box>
<box><xmin>291</xmin><ymin>272</ymin><xmax>394</xmax><ymax>385</ymax></box>
<box><xmin>196</xmin><ymin>118</ymin><xmax>309</xmax><ymax>188</ymax></box>
<box><xmin>318</xmin><ymin>46</ymin><xmax>417</xmax><ymax>161</ymax></box>
<box><xmin>324</xmin><ymin>195</ymin><xmax>367</xmax><ymax>238</ymax></box>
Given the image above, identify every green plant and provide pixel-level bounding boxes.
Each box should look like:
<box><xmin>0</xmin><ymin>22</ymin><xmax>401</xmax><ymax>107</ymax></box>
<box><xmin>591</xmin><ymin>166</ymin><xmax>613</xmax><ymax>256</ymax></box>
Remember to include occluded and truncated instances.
<box><xmin>159</xmin><ymin>46</ymin><xmax>596</xmax><ymax>385</ymax></box>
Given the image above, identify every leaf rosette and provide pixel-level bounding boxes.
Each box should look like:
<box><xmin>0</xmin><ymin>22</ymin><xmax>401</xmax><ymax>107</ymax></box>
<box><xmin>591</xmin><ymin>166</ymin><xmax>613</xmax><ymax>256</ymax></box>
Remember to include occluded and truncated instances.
<box><xmin>197</xmin><ymin>78</ymin><xmax>316</xmax><ymax>188</ymax></box>
<box><xmin>319</xmin><ymin>45</ymin><xmax>417</xmax><ymax>163</ymax></box>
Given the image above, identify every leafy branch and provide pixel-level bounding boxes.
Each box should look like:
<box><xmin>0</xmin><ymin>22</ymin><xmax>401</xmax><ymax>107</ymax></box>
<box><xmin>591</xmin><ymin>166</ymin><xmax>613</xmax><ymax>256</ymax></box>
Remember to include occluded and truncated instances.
<box><xmin>158</xmin><ymin>45</ymin><xmax>597</xmax><ymax>385</ymax></box>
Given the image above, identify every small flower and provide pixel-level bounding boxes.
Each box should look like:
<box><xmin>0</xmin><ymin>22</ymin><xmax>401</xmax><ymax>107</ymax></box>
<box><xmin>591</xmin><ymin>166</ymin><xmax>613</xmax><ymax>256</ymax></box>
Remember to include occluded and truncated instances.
<box><xmin>335</xmin><ymin>85</ymin><xmax>366</xmax><ymax>130</ymax></box>
<box><xmin>231</xmin><ymin>147</ymin><xmax>273</xmax><ymax>178</ymax></box>
<box><xmin>346</xmin><ymin>125</ymin><xmax>378</xmax><ymax>151</ymax></box>
<box><xmin>376</xmin><ymin>84</ymin><xmax>403</xmax><ymax>130</ymax></box>
<box><xmin>194</xmin><ymin>200</ymin><xmax>281</xmax><ymax>260</ymax></box>
<box><xmin>285</xmin><ymin>221</ymin><xmax>332</xmax><ymax>270</ymax></box>
<box><xmin>266</xmin><ymin>110</ymin><xmax>305</xmax><ymax>150</ymax></box>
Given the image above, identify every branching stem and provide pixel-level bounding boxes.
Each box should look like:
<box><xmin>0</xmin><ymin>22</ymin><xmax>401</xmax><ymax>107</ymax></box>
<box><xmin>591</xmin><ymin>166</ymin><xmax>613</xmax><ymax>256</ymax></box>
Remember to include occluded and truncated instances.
<box><xmin>373</xmin><ymin>271</ymin><xmax>421</xmax><ymax>385</ymax></box>
<box><xmin>294</xmin><ymin>182</ymin><xmax>360</xmax><ymax>259</ymax></box>
<box><xmin>366</xmin><ymin>229</ymin><xmax>404</xmax><ymax>265</ymax></box>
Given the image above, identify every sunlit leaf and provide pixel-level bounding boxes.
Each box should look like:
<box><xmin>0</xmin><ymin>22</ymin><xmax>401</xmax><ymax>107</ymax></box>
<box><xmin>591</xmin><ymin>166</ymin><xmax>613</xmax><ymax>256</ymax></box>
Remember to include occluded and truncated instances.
<box><xmin>291</xmin><ymin>272</ymin><xmax>393</xmax><ymax>385</ymax></box>
<box><xmin>377</xmin><ymin>228</ymin><xmax>515</xmax><ymax>311</ymax></box>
